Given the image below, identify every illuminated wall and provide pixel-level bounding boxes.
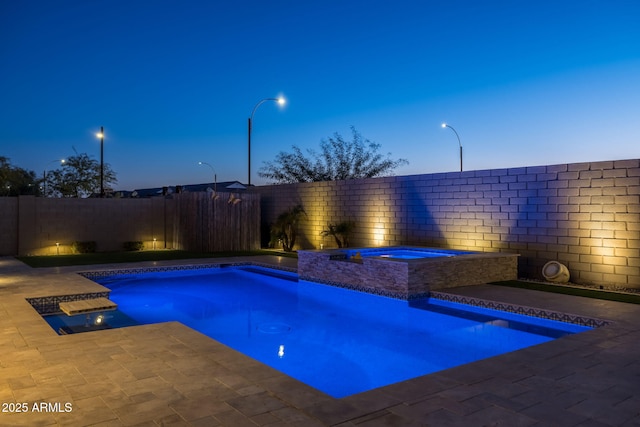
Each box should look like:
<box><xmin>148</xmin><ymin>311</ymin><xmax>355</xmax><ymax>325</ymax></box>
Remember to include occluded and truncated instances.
<box><xmin>0</xmin><ymin>193</ymin><xmax>260</xmax><ymax>256</ymax></box>
<box><xmin>257</xmin><ymin>159</ymin><xmax>639</xmax><ymax>288</ymax></box>
<box><xmin>11</xmin><ymin>196</ymin><xmax>174</xmax><ymax>255</ymax></box>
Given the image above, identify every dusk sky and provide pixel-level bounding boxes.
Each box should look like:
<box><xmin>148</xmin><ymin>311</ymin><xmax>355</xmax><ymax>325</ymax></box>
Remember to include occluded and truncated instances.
<box><xmin>1</xmin><ymin>0</ymin><xmax>639</xmax><ymax>190</ymax></box>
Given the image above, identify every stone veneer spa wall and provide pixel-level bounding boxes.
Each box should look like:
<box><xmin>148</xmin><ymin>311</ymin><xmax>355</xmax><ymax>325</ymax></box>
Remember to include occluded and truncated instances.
<box><xmin>298</xmin><ymin>247</ymin><xmax>519</xmax><ymax>299</ymax></box>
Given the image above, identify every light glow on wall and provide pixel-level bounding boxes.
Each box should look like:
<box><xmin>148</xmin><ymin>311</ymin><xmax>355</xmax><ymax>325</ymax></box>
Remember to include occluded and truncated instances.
<box><xmin>39</xmin><ymin>242</ymin><xmax>72</xmax><ymax>256</ymax></box>
<box><xmin>373</xmin><ymin>222</ymin><xmax>386</xmax><ymax>246</ymax></box>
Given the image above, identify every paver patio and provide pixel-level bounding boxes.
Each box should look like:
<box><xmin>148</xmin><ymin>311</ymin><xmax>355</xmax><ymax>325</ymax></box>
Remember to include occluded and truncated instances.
<box><xmin>0</xmin><ymin>255</ymin><xmax>638</xmax><ymax>426</ymax></box>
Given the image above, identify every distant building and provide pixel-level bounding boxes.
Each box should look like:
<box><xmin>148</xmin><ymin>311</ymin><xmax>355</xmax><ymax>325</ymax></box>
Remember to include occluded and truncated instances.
<box><xmin>107</xmin><ymin>181</ymin><xmax>248</xmax><ymax>198</ymax></box>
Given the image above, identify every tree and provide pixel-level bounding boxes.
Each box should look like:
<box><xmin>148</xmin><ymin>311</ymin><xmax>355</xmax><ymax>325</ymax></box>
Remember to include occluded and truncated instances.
<box><xmin>47</xmin><ymin>151</ymin><xmax>117</xmax><ymax>198</ymax></box>
<box><xmin>258</xmin><ymin>127</ymin><xmax>408</xmax><ymax>184</ymax></box>
<box><xmin>0</xmin><ymin>156</ymin><xmax>39</xmax><ymax>196</ymax></box>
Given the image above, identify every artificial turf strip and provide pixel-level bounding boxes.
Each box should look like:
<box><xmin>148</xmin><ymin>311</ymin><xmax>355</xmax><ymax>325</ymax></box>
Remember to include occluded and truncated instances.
<box><xmin>492</xmin><ymin>280</ymin><xmax>640</xmax><ymax>305</ymax></box>
<box><xmin>16</xmin><ymin>250</ymin><xmax>297</xmax><ymax>268</ymax></box>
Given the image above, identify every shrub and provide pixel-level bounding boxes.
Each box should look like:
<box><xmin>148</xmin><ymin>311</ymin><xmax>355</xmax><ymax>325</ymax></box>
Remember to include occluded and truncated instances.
<box><xmin>123</xmin><ymin>241</ymin><xmax>144</xmax><ymax>251</ymax></box>
<box><xmin>71</xmin><ymin>241</ymin><xmax>97</xmax><ymax>254</ymax></box>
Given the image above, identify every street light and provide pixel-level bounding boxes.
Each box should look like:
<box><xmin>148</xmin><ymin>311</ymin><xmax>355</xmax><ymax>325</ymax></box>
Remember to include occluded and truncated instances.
<box><xmin>43</xmin><ymin>159</ymin><xmax>65</xmax><ymax>197</ymax></box>
<box><xmin>96</xmin><ymin>126</ymin><xmax>105</xmax><ymax>197</ymax></box>
<box><xmin>441</xmin><ymin>123</ymin><xmax>463</xmax><ymax>172</ymax></box>
<box><xmin>247</xmin><ymin>97</ymin><xmax>286</xmax><ymax>186</ymax></box>
<box><xmin>198</xmin><ymin>161</ymin><xmax>218</xmax><ymax>199</ymax></box>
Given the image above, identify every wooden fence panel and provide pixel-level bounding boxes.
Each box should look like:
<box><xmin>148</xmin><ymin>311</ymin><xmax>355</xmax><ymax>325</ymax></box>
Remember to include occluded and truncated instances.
<box><xmin>172</xmin><ymin>192</ymin><xmax>260</xmax><ymax>252</ymax></box>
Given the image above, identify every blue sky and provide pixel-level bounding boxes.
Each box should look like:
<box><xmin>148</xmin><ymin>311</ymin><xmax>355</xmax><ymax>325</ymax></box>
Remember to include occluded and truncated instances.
<box><xmin>1</xmin><ymin>0</ymin><xmax>639</xmax><ymax>190</ymax></box>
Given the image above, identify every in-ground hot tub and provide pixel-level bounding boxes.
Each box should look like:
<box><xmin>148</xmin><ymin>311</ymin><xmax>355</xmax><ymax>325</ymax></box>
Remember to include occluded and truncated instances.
<box><xmin>298</xmin><ymin>246</ymin><xmax>519</xmax><ymax>299</ymax></box>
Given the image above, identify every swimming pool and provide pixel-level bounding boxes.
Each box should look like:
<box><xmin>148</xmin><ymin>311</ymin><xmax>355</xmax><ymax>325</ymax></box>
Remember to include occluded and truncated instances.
<box><xmin>65</xmin><ymin>266</ymin><xmax>590</xmax><ymax>398</ymax></box>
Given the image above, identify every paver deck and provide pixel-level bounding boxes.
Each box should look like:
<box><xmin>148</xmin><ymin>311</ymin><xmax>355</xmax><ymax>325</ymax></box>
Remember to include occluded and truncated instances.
<box><xmin>0</xmin><ymin>255</ymin><xmax>639</xmax><ymax>426</ymax></box>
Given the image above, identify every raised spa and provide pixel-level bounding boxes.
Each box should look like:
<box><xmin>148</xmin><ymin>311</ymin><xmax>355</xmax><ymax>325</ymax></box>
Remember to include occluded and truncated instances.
<box><xmin>298</xmin><ymin>246</ymin><xmax>519</xmax><ymax>299</ymax></box>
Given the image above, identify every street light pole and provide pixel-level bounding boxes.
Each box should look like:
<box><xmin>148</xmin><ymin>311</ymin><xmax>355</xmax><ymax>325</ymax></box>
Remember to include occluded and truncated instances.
<box><xmin>43</xmin><ymin>159</ymin><xmax>65</xmax><ymax>197</ymax></box>
<box><xmin>96</xmin><ymin>126</ymin><xmax>105</xmax><ymax>197</ymax></box>
<box><xmin>248</xmin><ymin>97</ymin><xmax>285</xmax><ymax>186</ymax></box>
<box><xmin>441</xmin><ymin>123</ymin><xmax>463</xmax><ymax>172</ymax></box>
<box><xmin>198</xmin><ymin>161</ymin><xmax>217</xmax><ymax>194</ymax></box>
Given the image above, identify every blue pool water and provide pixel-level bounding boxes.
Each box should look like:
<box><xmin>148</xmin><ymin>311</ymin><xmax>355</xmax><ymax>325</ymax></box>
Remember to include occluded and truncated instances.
<box><xmin>370</xmin><ymin>250</ymin><xmax>453</xmax><ymax>259</ymax></box>
<box><xmin>49</xmin><ymin>266</ymin><xmax>590</xmax><ymax>397</ymax></box>
<box><xmin>45</xmin><ymin>310</ymin><xmax>140</xmax><ymax>334</ymax></box>
<box><xmin>343</xmin><ymin>247</ymin><xmax>473</xmax><ymax>260</ymax></box>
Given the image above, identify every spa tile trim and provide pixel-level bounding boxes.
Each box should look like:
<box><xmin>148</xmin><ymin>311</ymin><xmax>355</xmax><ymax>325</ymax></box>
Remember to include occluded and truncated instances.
<box><xmin>429</xmin><ymin>291</ymin><xmax>610</xmax><ymax>328</ymax></box>
<box><xmin>27</xmin><ymin>292</ymin><xmax>111</xmax><ymax>315</ymax></box>
<box><xmin>79</xmin><ymin>262</ymin><xmax>297</xmax><ymax>279</ymax></box>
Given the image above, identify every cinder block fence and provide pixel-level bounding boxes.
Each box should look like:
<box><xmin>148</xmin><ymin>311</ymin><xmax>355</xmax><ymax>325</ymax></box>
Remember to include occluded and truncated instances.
<box><xmin>0</xmin><ymin>192</ymin><xmax>260</xmax><ymax>255</ymax></box>
<box><xmin>257</xmin><ymin>159</ymin><xmax>639</xmax><ymax>288</ymax></box>
<box><xmin>1</xmin><ymin>159</ymin><xmax>637</xmax><ymax>288</ymax></box>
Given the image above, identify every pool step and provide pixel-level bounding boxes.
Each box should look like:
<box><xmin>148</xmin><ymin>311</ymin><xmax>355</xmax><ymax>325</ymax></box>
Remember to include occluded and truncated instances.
<box><xmin>58</xmin><ymin>324</ymin><xmax>113</xmax><ymax>335</ymax></box>
<box><xmin>410</xmin><ymin>299</ymin><xmax>571</xmax><ymax>338</ymax></box>
<box><xmin>237</xmin><ymin>266</ymin><xmax>298</xmax><ymax>282</ymax></box>
<box><xmin>59</xmin><ymin>297</ymin><xmax>117</xmax><ymax>316</ymax></box>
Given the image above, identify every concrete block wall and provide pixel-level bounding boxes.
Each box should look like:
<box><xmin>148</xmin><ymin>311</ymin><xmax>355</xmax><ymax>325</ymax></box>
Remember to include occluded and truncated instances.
<box><xmin>0</xmin><ymin>197</ymin><xmax>18</xmax><ymax>255</ymax></box>
<box><xmin>15</xmin><ymin>196</ymin><xmax>174</xmax><ymax>255</ymax></box>
<box><xmin>256</xmin><ymin>159</ymin><xmax>640</xmax><ymax>288</ymax></box>
<box><xmin>0</xmin><ymin>193</ymin><xmax>257</xmax><ymax>256</ymax></box>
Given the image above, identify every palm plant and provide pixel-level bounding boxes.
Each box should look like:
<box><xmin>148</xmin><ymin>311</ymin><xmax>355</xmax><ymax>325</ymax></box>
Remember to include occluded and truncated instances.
<box><xmin>269</xmin><ymin>205</ymin><xmax>306</xmax><ymax>251</ymax></box>
<box><xmin>320</xmin><ymin>221</ymin><xmax>355</xmax><ymax>248</ymax></box>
